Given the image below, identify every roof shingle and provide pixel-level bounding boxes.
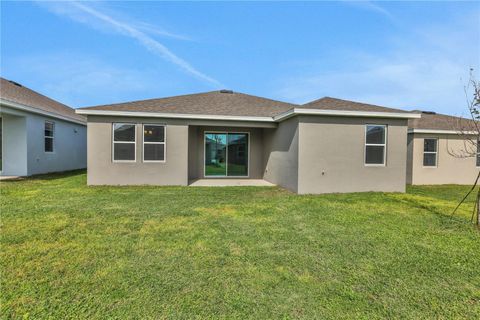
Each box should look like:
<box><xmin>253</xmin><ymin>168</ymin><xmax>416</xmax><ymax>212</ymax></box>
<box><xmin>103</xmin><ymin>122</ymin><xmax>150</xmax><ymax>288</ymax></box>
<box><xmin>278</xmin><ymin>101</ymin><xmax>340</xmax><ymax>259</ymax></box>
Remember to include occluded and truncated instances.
<box><xmin>79</xmin><ymin>91</ymin><xmax>296</xmax><ymax>117</ymax></box>
<box><xmin>0</xmin><ymin>77</ymin><xmax>85</xmax><ymax>123</ymax></box>
<box><xmin>300</xmin><ymin>97</ymin><xmax>409</xmax><ymax>113</ymax></box>
<box><xmin>408</xmin><ymin>111</ymin><xmax>478</xmax><ymax>132</ymax></box>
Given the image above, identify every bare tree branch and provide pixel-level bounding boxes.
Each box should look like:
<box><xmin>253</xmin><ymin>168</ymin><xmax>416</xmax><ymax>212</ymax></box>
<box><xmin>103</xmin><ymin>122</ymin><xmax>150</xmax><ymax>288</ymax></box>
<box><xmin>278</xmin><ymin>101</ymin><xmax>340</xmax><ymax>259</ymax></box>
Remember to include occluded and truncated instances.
<box><xmin>451</xmin><ymin>69</ymin><xmax>480</xmax><ymax>226</ymax></box>
<box><xmin>452</xmin><ymin>170</ymin><xmax>480</xmax><ymax>215</ymax></box>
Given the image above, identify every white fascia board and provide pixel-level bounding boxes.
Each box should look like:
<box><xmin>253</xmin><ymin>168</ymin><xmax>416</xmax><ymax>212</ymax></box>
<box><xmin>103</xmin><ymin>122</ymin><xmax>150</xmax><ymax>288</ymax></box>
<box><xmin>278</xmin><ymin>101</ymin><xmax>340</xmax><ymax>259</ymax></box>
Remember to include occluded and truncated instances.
<box><xmin>408</xmin><ymin>128</ymin><xmax>479</xmax><ymax>135</ymax></box>
<box><xmin>75</xmin><ymin>109</ymin><xmax>275</xmax><ymax>122</ymax></box>
<box><xmin>273</xmin><ymin>108</ymin><xmax>421</xmax><ymax>121</ymax></box>
<box><xmin>76</xmin><ymin>106</ymin><xmax>421</xmax><ymax>123</ymax></box>
<box><xmin>0</xmin><ymin>98</ymin><xmax>86</xmax><ymax>125</ymax></box>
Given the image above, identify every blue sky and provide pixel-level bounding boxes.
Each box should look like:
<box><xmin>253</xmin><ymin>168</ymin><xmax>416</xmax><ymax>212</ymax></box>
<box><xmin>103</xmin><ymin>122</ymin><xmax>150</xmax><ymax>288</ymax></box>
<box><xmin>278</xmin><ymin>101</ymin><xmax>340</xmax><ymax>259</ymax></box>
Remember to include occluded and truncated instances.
<box><xmin>1</xmin><ymin>1</ymin><xmax>479</xmax><ymax>116</ymax></box>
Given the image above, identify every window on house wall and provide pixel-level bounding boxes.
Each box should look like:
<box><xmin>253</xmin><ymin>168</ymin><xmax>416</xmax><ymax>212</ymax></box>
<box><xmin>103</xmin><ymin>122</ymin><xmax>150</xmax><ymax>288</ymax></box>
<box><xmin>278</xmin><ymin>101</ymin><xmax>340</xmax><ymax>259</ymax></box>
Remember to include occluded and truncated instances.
<box><xmin>365</xmin><ymin>125</ymin><xmax>386</xmax><ymax>165</ymax></box>
<box><xmin>423</xmin><ymin>138</ymin><xmax>438</xmax><ymax>167</ymax></box>
<box><xmin>143</xmin><ymin>124</ymin><xmax>166</xmax><ymax>162</ymax></box>
<box><xmin>113</xmin><ymin>123</ymin><xmax>136</xmax><ymax>161</ymax></box>
<box><xmin>45</xmin><ymin>121</ymin><xmax>54</xmax><ymax>152</ymax></box>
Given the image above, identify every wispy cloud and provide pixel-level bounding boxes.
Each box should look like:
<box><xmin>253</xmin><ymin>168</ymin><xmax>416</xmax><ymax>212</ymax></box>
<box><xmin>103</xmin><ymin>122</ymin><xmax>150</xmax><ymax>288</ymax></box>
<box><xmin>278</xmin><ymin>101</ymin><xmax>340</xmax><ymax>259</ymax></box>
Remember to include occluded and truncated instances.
<box><xmin>38</xmin><ymin>1</ymin><xmax>222</xmax><ymax>87</ymax></box>
<box><xmin>342</xmin><ymin>1</ymin><xmax>395</xmax><ymax>21</ymax></box>
<box><xmin>134</xmin><ymin>21</ymin><xmax>192</xmax><ymax>42</ymax></box>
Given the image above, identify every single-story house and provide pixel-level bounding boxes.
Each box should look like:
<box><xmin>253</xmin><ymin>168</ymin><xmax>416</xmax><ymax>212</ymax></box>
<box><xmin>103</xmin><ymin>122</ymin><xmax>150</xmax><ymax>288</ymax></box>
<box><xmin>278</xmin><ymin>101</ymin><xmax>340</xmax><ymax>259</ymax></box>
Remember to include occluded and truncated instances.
<box><xmin>407</xmin><ymin>111</ymin><xmax>479</xmax><ymax>185</ymax></box>
<box><xmin>0</xmin><ymin>78</ymin><xmax>87</xmax><ymax>177</ymax></box>
<box><xmin>76</xmin><ymin>90</ymin><xmax>421</xmax><ymax>194</ymax></box>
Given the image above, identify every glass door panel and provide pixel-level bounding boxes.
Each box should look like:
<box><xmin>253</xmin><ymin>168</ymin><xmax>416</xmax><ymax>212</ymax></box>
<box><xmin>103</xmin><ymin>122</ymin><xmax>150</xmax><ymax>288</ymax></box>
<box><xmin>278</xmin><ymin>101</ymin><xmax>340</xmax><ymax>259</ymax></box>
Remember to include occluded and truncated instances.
<box><xmin>205</xmin><ymin>133</ymin><xmax>227</xmax><ymax>176</ymax></box>
<box><xmin>227</xmin><ymin>133</ymin><xmax>248</xmax><ymax>176</ymax></box>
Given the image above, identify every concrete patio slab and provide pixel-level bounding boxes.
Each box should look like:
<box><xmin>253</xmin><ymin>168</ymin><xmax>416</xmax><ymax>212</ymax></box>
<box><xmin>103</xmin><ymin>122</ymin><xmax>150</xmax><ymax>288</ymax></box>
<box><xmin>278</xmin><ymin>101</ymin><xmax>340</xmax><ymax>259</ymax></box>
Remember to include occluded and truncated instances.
<box><xmin>189</xmin><ymin>179</ymin><xmax>275</xmax><ymax>187</ymax></box>
<box><xmin>0</xmin><ymin>176</ymin><xmax>23</xmax><ymax>181</ymax></box>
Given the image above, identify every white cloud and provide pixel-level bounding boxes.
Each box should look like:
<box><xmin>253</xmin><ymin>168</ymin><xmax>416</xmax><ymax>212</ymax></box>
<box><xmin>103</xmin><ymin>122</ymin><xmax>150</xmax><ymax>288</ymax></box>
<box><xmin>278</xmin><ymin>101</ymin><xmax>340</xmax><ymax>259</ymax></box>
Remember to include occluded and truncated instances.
<box><xmin>37</xmin><ymin>1</ymin><xmax>221</xmax><ymax>87</ymax></box>
<box><xmin>134</xmin><ymin>21</ymin><xmax>192</xmax><ymax>42</ymax></box>
<box><xmin>342</xmin><ymin>1</ymin><xmax>395</xmax><ymax>21</ymax></box>
<box><xmin>275</xmin><ymin>10</ymin><xmax>480</xmax><ymax>116</ymax></box>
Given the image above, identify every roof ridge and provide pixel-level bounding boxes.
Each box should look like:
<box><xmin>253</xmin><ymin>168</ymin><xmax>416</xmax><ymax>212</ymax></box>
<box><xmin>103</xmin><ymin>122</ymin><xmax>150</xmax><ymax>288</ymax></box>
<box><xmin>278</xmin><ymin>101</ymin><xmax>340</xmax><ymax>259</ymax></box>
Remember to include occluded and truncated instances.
<box><xmin>300</xmin><ymin>96</ymin><xmax>328</xmax><ymax>105</ymax></box>
<box><xmin>231</xmin><ymin>92</ymin><xmax>298</xmax><ymax>107</ymax></box>
<box><xmin>306</xmin><ymin>96</ymin><xmax>398</xmax><ymax>108</ymax></box>
<box><xmin>301</xmin><ymin>96</ymin><xmax>409</xmax><ymax>113</ymax></box>
<box><xmin>79</xmin><ymin>90</ymin><xmax>297</xmax><ymax>110</ymax></box>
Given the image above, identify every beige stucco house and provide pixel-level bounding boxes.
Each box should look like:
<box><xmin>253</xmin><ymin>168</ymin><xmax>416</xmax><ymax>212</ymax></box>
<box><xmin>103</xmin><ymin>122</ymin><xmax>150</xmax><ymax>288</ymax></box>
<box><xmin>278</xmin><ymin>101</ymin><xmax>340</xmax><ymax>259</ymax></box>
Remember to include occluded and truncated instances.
<box><xmin>407</xmin><ymin>111</ymin><xmax>479</xmax><ymax>185</ymax></box>
<box><xmin>76</xmin><ymin>90</ymin><xmax>421</xmax><ymax>194</ymax></box>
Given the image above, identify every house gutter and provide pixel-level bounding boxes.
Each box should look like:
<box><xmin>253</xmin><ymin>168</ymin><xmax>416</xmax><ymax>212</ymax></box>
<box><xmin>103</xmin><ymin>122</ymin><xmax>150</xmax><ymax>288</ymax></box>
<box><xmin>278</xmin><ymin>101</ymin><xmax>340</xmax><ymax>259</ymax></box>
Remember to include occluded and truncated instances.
<box><xmin>0</xmin><ymin>98</ymin><xmax>86</xmax><ymax>125</ymax></box>
<box><xmin>75</xmin><ymin>109</ymin><xmax>275</xmax><ymax>122</ymax></box>
<box><xmin>408</xmin><ymin>129</ymin><xmax>478</xmax><ymax>135</ymax></box>
<box><xmin>76</xmin><ymin>108</ymin><xmax>421</xmax><ymax>122</ymax></box>
<box><xmin>273</xmin><ymin>108</ymin><xmax>421</xmax><ymax>121</ymax></box>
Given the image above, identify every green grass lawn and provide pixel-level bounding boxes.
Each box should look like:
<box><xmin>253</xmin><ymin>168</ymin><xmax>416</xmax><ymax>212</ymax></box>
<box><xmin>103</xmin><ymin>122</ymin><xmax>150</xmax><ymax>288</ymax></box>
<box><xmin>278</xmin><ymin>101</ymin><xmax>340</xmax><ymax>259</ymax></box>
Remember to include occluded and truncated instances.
<box><xmin>1</xmin><ymin>171</ymin><xmax>479</xmax><ymax>319</ymax></box>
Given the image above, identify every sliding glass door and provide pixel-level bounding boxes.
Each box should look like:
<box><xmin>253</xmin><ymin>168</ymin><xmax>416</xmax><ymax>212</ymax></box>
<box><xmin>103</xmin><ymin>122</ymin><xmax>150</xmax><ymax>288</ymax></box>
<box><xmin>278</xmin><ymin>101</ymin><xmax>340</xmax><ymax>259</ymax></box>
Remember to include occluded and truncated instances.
<box><xmin>205</xmin><ymin>133</ymin><xmax>227</xmax><ymax>176</ymax></box>
<box><xmin>205</xmin><ymin>132</ymin><xmax>248</xmax><ymax>177</ymax></box>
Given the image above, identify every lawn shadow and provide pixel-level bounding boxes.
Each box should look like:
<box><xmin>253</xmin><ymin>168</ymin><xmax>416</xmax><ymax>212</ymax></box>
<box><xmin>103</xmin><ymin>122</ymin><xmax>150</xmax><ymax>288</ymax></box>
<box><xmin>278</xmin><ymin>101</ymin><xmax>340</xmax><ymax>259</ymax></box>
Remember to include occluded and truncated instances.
<box><xmin>387</xmin><ymin>193</ymin><xmax>472</xmax><ymax>227</ymax></box>
<box><xmin>1</xmin><ymin>169</ymin><xmax>86</xmax><ymax>182</ymax></box>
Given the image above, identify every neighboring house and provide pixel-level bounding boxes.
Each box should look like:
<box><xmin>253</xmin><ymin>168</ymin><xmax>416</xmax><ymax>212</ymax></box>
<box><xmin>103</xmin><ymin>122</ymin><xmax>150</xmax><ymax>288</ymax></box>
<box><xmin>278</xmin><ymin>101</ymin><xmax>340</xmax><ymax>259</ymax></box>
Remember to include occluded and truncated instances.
<box><xmin>407</xmin><ymin>111</ymin><xmax>479</xmax><ymax>185</ymax></box>
<box><xmin>0</xmin><ymin>78</ymin><xmax>87</xmax><ymax>176</ymax></box>
<box><xmin>76</xmin><ymin>90</ymin><xmax>419</xmax><ymax>194</ymax></box>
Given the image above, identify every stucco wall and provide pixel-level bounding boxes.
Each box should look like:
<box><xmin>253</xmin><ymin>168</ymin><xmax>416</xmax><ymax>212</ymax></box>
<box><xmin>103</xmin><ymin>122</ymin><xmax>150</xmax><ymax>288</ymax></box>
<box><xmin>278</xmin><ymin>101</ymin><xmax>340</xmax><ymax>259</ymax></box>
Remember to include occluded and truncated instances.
<box><xmin>26</xmin><ymin>113</ymin><xmax>86</xmax><ymax>175</ymax></box>
<box><xmin>262</xmin><ymin>117</ymin><xmax>299</xmax><ymax>192</ymax></box>
<box><xmin>406</xmin><ymin>134</ymin><xmax>414</xmax><ymax>184</ymax></box>
<box><xmin>297</xmin><ymin>116</ymin><xmax>408</xmax><ymax>194</ymax></box>
<box><xmin>1</xmin><ymin>113</ymin><xmax>27</xmax><ymax>176</ymax></box>
<box><xmin>1</xmin><ymin>105</ymin><xmax>86</xmax><ymax>176</ymax></box>
<box><xmin>85</xmin><ymin>114</ymin><xmax>412</xmax><ymax>193</ymax></box>
<box><xmin>408</xmin><ymin>133</ymin><xmax>479</xmax><ymax>185</ymax></box>
<box><xmin>188</xmin><ymin>126</ymin><xmax>200</xmax><ymax>180</ymax></box>
<box><xmin>87</xmin><ymin>116</ymin><xmax>189</xmax><ymax>185</ymax></box>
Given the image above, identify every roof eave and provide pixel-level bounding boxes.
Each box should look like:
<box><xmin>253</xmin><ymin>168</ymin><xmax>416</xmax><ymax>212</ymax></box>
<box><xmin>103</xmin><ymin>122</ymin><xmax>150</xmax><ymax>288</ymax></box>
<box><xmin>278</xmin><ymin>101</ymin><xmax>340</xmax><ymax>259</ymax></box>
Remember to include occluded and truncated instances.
<box><xmin>273</xmin><ymin>108</ymin><xmax>421</xmax><ymax>121</ymax></box>
<box><xmin>408</xmin><ymin>128</ymin><xmax>479</xmax><ymax>135</ymax></box>
<box><xmin>76</xmin><ymin>107</ymin><xmax>421</xmax><ymax>122</ymax></box>
<box><xmin>1</xmin><ymin>98</ymin><xmax>86</xmax><ymax>125</ymax></box>
<box><xmin>75</xmin><ymin>109</ymin><xmax>275</xmax><ymax>122</ymax></box>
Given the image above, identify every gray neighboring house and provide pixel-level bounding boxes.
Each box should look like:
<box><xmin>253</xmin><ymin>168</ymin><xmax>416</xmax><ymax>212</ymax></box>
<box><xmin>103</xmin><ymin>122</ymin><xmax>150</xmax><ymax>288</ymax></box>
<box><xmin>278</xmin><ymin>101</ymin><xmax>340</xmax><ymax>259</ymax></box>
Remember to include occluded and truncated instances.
<box><xmin>407</xmin><ymin>111</ymin><xmax>479</xmax><ymax>185</ymax></box>
<box><xmin>0</xmin><ymin>78</ymin><xmax>87</xmax><ymax>177</ymax></box>
<box><xmin>76</xmin><ymin>90</ymin><xmax>420</xmax><ymax>194</ymax></box>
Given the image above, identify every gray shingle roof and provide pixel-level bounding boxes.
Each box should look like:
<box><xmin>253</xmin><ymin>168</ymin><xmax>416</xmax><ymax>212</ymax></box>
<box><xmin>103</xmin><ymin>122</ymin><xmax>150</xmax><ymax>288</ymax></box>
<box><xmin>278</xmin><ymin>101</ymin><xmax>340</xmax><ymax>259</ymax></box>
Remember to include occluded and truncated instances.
<box><xmin>0</xmin><ymin>77</ymin><xmax>85</xmax><ymax>123</ymax></box>
<box><xmin>79</xmin><ymin>90</ymin><xmax>297</xmax><ymax>117</ymax></box>
<box><xmin>79</xmin><ymin>92</ymin><xmax>420</xmax><ymax>119</ymax></box>
<box><xmin>300</xmin><ymin>97</ymin><xmax>409</xmax><ymax>113</ymax></box>
<box><xmin>408</xmin><ymin>111</ymin><xmax>478</xmax><ymax>131</ymax></box>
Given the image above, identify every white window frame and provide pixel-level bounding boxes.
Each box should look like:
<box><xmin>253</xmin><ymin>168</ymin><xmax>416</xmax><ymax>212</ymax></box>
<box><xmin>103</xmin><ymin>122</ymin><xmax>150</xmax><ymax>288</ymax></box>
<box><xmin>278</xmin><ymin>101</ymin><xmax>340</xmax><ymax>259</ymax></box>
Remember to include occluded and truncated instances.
<box><xmin>112</xmin><ymin>123</ymin><xmax>136</xmax><ymax>163</ymax></box>
<box><xmin>44</xmin><ymin>120</ymin><xmax>55</xmax><ymax>153</ymax></box>
<box><xmin>364</xmin><ymin>124</ymin><xmax>387</xmax><ymax>167</ymax></box>
<box><xmin>423</xmin><ymin>138</ymin><xmax>438</xmax><ymax>168</ymax></box>
<box><xmin>142</xmin><ymin>124</ymin><xmax>166</xmax><ymax>163</ymax></box>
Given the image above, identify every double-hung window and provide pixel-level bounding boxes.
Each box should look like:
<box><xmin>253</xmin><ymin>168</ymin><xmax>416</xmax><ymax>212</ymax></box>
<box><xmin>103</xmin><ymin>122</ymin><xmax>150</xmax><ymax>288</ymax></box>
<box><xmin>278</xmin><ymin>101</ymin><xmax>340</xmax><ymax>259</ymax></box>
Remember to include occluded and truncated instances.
<box><xmin>423</xmin><ymin>138</ymin><xmax>438</xmax><ymax>167</ymax></box>
<box><xmin>143</xmin><ymin>124</ymin><xmax>166</xmax><ymax>162</ymax></box>
<box><xmin>365</xmin><ymin>125</ymin><xmax>386</xmax><ymax>165</ymax></box>
<box><xmin>44</xmin><ymin>121</ymin><xmax>54</xmax><ymax>152</ymax></box>
<box><xmin>113</xmin><ymin>123</ymin><xmax>136</xmax><ymax>162</ymax></box>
